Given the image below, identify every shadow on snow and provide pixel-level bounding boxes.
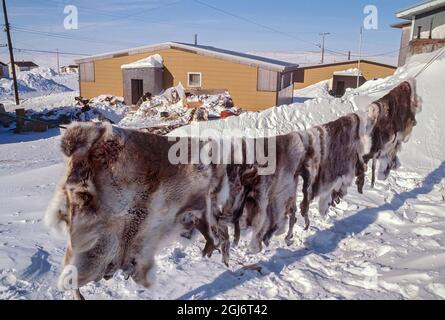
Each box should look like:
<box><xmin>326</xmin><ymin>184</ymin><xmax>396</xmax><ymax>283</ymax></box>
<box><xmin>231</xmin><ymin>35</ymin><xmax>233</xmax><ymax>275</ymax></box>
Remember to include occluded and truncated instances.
<box><xmin>178</xmin><ymin>161</ymin><xmax>445</xmax><ymax>300</ymax></box>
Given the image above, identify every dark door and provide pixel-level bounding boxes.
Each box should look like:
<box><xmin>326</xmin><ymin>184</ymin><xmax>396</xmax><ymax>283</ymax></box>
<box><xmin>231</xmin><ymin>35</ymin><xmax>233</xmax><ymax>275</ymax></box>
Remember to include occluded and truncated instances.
<box><xmin>336</xmin><ymin>81</ymin><xmax>345</xmax><ymax>97</ymax></box>
<box><xmin>131</xmin><ymin>79</ymin><xmax>143</xmax><ymax>104</ymax></box>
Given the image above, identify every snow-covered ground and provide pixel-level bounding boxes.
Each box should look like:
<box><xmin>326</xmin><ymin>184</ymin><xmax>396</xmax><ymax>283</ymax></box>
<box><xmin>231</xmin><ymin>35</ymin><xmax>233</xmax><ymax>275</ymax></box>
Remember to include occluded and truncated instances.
<box><xmin>1</xmin><ymin>51</ymin><xmax>445</xmax><ymax>300</ymax></box>
<box><xmin>0</xmin><ymin>68</ymin><xmax>78</xmax><ymax>111</ymax></box>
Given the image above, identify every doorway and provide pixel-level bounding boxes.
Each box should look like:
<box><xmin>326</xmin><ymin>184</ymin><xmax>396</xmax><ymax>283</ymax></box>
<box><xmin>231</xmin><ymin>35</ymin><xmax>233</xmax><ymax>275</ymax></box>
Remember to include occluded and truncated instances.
<box><xmin>131</xmin><ymin>79</ymin><xmax>143</xmax><ymax>104</ymax></box>
<box><xmin>336</xmin><ymin>81</ymin><xmax>345</xmax><ymax>97</ymax></box>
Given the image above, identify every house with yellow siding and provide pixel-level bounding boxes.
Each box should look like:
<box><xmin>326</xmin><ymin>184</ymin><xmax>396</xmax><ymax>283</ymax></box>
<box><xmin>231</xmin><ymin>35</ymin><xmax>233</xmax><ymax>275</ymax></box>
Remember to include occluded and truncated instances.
<box><xmin>75</xmin><ymin>42</ymin><xmax>300</xmax><ymax>111</ymax></box>
<box><xmin>293</xmin><ymin>60</ymin><xmax>397</xmax><ymax>93</ymax></box>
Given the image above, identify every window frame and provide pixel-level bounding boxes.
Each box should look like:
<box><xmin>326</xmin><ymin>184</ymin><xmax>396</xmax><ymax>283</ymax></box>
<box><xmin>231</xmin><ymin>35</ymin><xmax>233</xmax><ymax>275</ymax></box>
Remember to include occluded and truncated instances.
<box><xmin>187</xmin><ymin>72</ymin><xmax>202</xmax><ymax>87</ymax></box>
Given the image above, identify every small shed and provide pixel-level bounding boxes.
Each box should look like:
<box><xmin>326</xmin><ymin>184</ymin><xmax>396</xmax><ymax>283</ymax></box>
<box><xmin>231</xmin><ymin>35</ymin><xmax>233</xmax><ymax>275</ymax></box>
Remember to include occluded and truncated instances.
<box><xmin>293</xmin><ymin>59</ymin><xmax>396</xmax><ymax>91</ymax></box>
<box><xmin>332</xmin><ymin>69</ymin><xmax>366</xmax><ymax>97</ymax></box>
<box><xmin>121</xmin><ymin>54</ymin><xmax>164</xmax><ymax>105</ymax></box>
<box><xmin>9</xmin><ymin>61</ymin><xmax>39</xmax><ymax>74</ymax></box>
<box><xmin>60</xmin><ymin>65</ymin><xmax>79</xmax><ymax>74</ymax></box>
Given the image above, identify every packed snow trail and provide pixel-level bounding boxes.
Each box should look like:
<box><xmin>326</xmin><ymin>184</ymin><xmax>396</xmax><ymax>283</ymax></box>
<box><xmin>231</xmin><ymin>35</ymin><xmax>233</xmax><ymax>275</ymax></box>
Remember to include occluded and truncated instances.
<box><xmin>1</xmin><ymin>51</ymin><xmax>445</xmax><ymax>299</ymax></box>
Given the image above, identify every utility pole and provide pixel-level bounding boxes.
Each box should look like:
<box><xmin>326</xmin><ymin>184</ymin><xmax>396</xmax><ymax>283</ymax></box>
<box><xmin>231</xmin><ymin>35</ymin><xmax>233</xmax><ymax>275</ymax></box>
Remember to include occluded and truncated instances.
<box><xmin>2</xmin><ymin>0</ymin><xmax>19</xmax><ymax>105</ymax></box>
<box><xmin>356</xmin><ymin>27</ymin><xmax>364</xmax><ymax>88</ymax></box>
<box><xmin>56</xmin><ymin>48</ymin><xmax>60</xmax><ymax>74</ymax></box>
<box><xmin>319</xmin><ymin>32</ymin><xmax>330</xmax><ymax>64</ymax></box>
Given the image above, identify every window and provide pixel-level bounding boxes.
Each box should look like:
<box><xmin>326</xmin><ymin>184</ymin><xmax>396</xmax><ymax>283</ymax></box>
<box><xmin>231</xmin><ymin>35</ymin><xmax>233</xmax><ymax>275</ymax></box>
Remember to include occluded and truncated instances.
<box><xmin>187</xmin><ymin>72</ymin><xmax>202</xmax><ymax>87</ymax></box>
<box><xmin>79</xmin><ymin>62</ymin><xmax>95</xmax><ymax>82</ymax></box>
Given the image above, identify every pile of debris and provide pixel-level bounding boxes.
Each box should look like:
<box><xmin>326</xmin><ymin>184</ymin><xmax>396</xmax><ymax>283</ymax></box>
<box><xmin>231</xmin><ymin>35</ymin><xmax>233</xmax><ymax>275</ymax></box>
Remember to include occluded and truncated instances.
<box><xmin>119</xmin><ymin>83</ymin><xmax>241</xmax><ymax>134</ymax></box>
<box><xmin>0</xmin><ymin>95</ymin><xmax>130</xmax><ymax>133</ymax></box>
<box><xmin>24</xmin><ymin>95</ymin><xmax>130</xmax><ymax>127</ymax></box>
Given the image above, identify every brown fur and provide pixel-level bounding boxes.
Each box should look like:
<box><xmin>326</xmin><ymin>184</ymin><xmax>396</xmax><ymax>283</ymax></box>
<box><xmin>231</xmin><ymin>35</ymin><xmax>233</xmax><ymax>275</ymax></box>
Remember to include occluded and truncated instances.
<box><xmin>364</xmin><ymin>80</ymin><xmax>421</xmax><ymax>182</ymax></box>
<box><xmin>299</xmin><ymin>113</ymin><xmax>367</xmax><ymax>229</ymax></box>
<box><xmin>47</xmin><ymin>122</ymin><xmax>227</xmax><ymax>295</ymax></box>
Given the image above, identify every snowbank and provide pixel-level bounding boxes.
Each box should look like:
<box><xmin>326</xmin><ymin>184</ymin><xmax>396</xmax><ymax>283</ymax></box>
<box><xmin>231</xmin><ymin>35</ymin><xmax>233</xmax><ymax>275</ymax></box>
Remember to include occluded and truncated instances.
<box><xmin>333</xmin><ymin>68</ymin><xmax>362</xmax><ymax>76</ymax></box>
<box><xmin>171</xmin><ymin>50</ymin><xmax>445</xmax><ymax>175</ymax></box>
<box><xmin>24</xmin><ymin>95</ymin><xmax>129</xmax><ymax>125</ymax></box>
<box><xmin>293</xmin><ymin>79</ymin><xmax>332</xmax><ymax>102</ymax></box>
<box><xmin>121</xmin><ymin>54</ymin><xmax>163</xmax><ymax>69</ymax></box>
<box><xmin>88</xmin><ymin>95</ymin><xmax>129</xmax><ymax>124</ymax></box>
<box><xmin>0</xmin><ymin>67</ymin><xmax>72</xmax><ymax>97</ymax></box>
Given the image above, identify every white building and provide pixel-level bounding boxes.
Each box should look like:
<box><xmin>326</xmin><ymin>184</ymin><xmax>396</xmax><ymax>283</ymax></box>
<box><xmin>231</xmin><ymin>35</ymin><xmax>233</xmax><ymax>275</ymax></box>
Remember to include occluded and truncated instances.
<box><xmin>393</xmin><ymin>0</ymin><xmax>445</xmax><ymax>65</ymax></box>
<box><xmin>9</xmin><ymin>61</ymin><xmax>39</xmax><ymax>74</ymax></box>
<box><xmin>60</xmin><ymin>65</ymin><xmax>79</xmax><ymax>74</ymax></box>
<box><xmin>0</xmin><ymin>62</ymin><xmax>9</xmax><ymax>78</ymax></box>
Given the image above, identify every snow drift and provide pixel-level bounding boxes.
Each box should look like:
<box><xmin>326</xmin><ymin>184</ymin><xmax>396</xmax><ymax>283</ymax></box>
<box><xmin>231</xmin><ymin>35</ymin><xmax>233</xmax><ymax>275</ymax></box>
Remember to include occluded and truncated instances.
<box><xmin>171</xmin><ymin>50</ymin><xmax>445</xmax><ymax>175</ymax></box>
<box><xmin>0</xmin><ymin>67</ymin><xmax>72</xmax><ymax>97</ymax></box>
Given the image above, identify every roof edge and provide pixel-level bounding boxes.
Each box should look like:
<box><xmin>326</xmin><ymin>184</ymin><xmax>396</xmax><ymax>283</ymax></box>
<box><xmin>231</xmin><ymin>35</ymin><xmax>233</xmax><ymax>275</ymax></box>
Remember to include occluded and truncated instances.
<box><xmin>74</xmin><ymin>41</ymin><xmax>298</xmax><ymax>72</ymax></box>
<box><xmin>298</xmin><ymin>59</ymin><xmax>397</xmax><ymax>70</ymax></box>
<box><xmin>396</xmin><ymin>0</ymin><xmax>445</xmax><ymax>19</ymax></box>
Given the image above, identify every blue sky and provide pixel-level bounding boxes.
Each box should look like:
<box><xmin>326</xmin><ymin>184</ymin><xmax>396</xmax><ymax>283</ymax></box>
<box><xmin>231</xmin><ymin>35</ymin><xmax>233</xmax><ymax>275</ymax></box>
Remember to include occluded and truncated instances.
<box><xmin>1</xmin><ymin>0</ymin><xmax>416</xmax><ymax>66</ymax></box>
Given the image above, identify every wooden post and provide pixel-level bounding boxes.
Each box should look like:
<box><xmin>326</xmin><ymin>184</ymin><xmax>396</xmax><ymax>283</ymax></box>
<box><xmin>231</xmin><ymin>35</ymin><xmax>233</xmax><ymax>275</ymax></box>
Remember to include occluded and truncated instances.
<box><xmin>15</xmin><ymin>108</ymin><xmax>25</xmax><ymax>132</ymax></box>
<box><xmin>57</xmin><ymin>48</ymin><xmax>60</xmax><ymax>75</ymax></box>
<box><xmin>2</xmin><ymin>0</ymin><xmax>20</xmax><ymax>105</ymax></box>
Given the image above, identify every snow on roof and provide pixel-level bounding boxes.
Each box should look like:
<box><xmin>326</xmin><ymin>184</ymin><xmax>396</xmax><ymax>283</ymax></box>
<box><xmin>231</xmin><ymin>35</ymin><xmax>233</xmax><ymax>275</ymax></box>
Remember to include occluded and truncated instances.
<box><xmin>121</xmin><ymin>54</ymin><xmax>164</xmax><ymax>69</ymax></box>
<box><xmin>396</xmin><ymin>0</ymin><xmax>445</xmax><ymax>19</ymax></box>
<box><xmin>333</xmin><ymin>68</ymin><xmax>363</xmax><ymax>76</ymax></box>
<box><xmin>75</xmin><ymin>42</ymin><xmax>299</xmax><ymax>72</ymax></box>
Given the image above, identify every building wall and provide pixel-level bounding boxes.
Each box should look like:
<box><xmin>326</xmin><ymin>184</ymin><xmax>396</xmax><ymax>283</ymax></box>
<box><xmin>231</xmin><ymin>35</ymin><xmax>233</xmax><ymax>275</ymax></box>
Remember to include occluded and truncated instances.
<box><xmin>407</xmin><ymin>38</ymin><xmax>445</xmax><ymax>58</ymax></box>
<box><xmin>293</xmin><ymin>61</ymin><xmax>396</xmax><ymax>90</ymax></box>
<box><xmin>398</xmin><ymin>25</ymin><xmax>412</xmax><ymax>66</ymax></box>
<box><xmin>413</xmin><ymin>7</ymin><xmax>445</xmax><ymax>40</ymax></box>
<box><xmin>79</xmin><ymin>47</ymin><xmax>277</xmax><ymax>111</ymax></box>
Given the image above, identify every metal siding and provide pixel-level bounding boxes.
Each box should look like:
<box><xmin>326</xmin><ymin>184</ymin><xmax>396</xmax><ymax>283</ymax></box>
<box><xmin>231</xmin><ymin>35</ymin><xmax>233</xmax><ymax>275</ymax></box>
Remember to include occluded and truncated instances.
<box><xmin>293</xmin><ymin>61</ymin><xmax>396</xmax><ymax>90</ymax></box>
<box><xmin>79</xmin><ymin>62</ymin><xmax>95</xmax><ymax>82</ymax></box>
<box><xmin>257</xmin><ymin>68</ymin><xmax>278</xmax><ymax>91</ymax></box>
<box><xmin>80</xmin><ymin>48</ymin><xmax>277</xmax><ymax>111</ymax></box>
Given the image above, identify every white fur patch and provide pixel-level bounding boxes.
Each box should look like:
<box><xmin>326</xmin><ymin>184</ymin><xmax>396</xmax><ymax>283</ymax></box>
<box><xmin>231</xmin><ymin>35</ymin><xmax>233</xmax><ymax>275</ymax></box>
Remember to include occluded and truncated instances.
<box><xmin>44</xmin><ymin>182</ymin><xmax>69</xmax><ymax>238</ymax></box>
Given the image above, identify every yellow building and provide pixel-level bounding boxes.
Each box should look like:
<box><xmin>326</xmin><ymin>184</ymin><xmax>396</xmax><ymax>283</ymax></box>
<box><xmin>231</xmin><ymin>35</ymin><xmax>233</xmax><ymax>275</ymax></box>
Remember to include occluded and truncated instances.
<box><xmin>75</xmin><ymin>42</ymin><xmax>300</xmax><ymax>111</ymax></box>
<box><xmin>293</xmin><ymin>60</ymin><xmax>397</xmax><ymax>91</ymax></box>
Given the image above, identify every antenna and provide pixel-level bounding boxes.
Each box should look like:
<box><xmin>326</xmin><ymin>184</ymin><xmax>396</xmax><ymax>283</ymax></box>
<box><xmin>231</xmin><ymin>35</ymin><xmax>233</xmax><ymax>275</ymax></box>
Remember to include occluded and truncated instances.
<box><xmin>357</xmin><ymin>27</ymin><xmax>363</xmax><ymax>88</ymax></box>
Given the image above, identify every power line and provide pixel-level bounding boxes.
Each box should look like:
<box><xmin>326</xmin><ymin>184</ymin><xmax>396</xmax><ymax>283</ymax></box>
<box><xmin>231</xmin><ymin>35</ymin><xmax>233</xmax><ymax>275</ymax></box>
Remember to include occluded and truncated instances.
<box><xmin>30</xmin><ymin>0</ymin><xmax>184</xmax><ymax>30</ymax></box>
<box><xmin>12</xmin><ymin>47</ymin><xmax>90</xmax><ymax>56</ymax></box>
<box><xmin>10</xmin><ymin>25</ymin><xmax>143</xmax><ymax>47</ymax></box>
<box><xmin>192</xmin><ymin>0</ymin><xmax>350</xmax><ymax>57</ymax></box>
